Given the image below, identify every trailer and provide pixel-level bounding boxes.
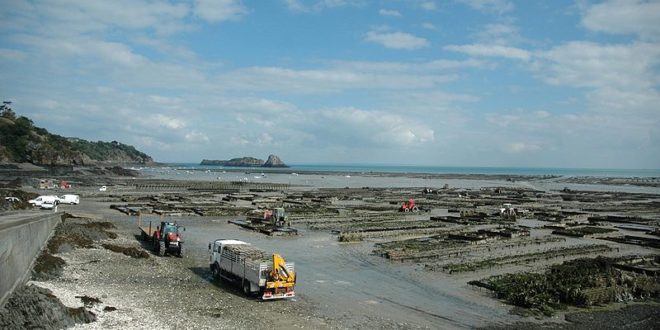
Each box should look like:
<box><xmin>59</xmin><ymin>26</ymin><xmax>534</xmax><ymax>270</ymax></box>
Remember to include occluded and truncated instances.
<box><xmin>208</xmin><ymin>239</ymin><xmax>295</xmax><ymax>300</ymax></box>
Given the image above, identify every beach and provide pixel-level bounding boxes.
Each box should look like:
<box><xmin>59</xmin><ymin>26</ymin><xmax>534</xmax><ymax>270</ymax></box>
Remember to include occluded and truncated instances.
<box><xmin>1</xmin><ymin>166</ymin><xmax>659</xmax><ymax>329</ymax></box>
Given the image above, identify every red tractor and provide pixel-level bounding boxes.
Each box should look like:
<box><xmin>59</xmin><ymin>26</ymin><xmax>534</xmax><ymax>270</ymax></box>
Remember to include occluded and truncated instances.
<box><xmin>399</xmin><ymin>198</ymin><xmax>419</xmax><ymax>212</ymax></box>
<box><xmin>152</xmin><ymin>221</ymin><xmax>184</xmax><ymax>257</ymax></box>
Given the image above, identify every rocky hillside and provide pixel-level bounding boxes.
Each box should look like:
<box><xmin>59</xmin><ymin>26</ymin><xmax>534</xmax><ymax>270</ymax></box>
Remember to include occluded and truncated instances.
<box><xmin>201</xmin><ymin>154</ymin><xmax>288</xmax><ymax>168</ymax></box>
<box><xmin>0</xmin><ymin>108</ymin><xmax>153</xmax><ymax>166</ymax></box>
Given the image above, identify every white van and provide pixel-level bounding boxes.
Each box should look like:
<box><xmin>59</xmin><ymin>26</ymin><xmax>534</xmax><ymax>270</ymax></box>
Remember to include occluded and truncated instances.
<box><xmin>28</xmin><ymin>195</ymin><xmax>60</xmax><ymax>207</ymax></box>
<box><xmin>59</xmin><ymin>194</ymin><xmax>80</xmax><ymax>205</ymax></box>
<box><xmin>40</xmin><ymin>201</ymin><xmax>57</xmax><ymax>210</ymax></box>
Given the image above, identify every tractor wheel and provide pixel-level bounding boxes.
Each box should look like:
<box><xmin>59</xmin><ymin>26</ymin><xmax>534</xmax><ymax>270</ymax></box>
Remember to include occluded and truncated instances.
<box><xmin>243</xmin><ymin>281</ymin><xmax>251</xmax><ymax>296</ymax></box>
<box><xmin>158</xmin><ymin>241</ymin><xmax>165</xmax><ymax>256</ymax></box>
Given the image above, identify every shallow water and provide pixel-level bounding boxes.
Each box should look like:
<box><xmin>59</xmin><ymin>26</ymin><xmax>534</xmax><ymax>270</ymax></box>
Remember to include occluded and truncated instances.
<box><xmin>157</xmin><ymin>215</ymin><xmax>519</xmax><ymax>329</ymax></box>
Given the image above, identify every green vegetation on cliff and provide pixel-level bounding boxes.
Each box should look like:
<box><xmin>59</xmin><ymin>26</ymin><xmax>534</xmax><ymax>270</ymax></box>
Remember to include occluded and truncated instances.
<box><xmin>69</xmin><ymin>139</ymin><xmax>151</xmax><ymax>162</ymax></box>
<box><xmin>0</xmin><ymin>105</ymin><xmax>152</xmax><ymax>165</ymax></box>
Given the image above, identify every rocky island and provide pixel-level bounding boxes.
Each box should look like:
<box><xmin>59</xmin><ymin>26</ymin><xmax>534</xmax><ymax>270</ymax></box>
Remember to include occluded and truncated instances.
<box><xmin>200</xmin><ymin>154</ymin><xmax>288</xmax><ymax>168</ymax></box>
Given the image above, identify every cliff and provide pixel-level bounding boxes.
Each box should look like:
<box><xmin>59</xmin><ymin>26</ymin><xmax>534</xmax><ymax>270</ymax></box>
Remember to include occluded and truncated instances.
<box><xmin>201</xmin><ymin>154</ymin><xmax>288</xmax><ymax>168</ymax></box>
<box><xmin>0</xmin><ymin>109</ymin><xmax>153</xmax><ymax>165</ymax></box>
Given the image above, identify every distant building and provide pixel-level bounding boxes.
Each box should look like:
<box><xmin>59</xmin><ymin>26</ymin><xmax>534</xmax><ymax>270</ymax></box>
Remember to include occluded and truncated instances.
<box><xmin>38</xmin><ymin>179</ymin><xmax>57</xmax><ymax>189</ymax></box>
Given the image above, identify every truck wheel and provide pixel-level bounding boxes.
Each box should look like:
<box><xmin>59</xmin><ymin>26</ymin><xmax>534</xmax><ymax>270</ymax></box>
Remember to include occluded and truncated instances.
<box><xmin>177</xmin><ymin>245</ymin><xmax>182</xmax><ymax>257</ymax></box>
<box><xmin>243</xmin><ymin>281</ymin><xmax>251</xmax><ymax>296</ymax></box>
<box><xmin>212</xmin><ymin>264</ymin><xmax>220</xmax><ymax>280</ymax></box>
<box><xmin>158</xmin><ymin>241</ymin><xmax>165</xmax><ymax>256</ymax></box>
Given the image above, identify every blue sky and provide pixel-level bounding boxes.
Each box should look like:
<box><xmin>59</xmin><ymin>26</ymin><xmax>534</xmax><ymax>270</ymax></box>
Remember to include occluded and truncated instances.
<box><xmin>1</xmin><ymin>0</ymin><xmax>659</xmax><ymax>168</ymax></box>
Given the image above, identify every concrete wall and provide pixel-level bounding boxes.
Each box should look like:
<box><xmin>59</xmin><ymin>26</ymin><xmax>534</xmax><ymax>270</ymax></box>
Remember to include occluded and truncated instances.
<box><xmin>0</xmin><ymin>212</ymin><xmax>61</xmax><ymax>308</ymax></box>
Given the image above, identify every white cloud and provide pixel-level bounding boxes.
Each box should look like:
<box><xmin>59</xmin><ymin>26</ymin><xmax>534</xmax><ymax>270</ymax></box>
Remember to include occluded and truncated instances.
<box><xmin>0</xmin><ymin>48</ymin><xmax>27</xmax><ymax>61</ymax></box>
<box><xmin>419</xmin><ymin>1</ymin><xmax>437</xmax><ymax>11</ymax></box>
<box><xmin>185</xmin><ymin>131</ymin><xmax>210</xmax><ymax>143</ymax></box>
<box><xmin>151</xmin><ymin>114</ymin><xmax>186</xmax><ymax>129</ymax></box>
<box><xmin>284</xmin><ymin>0</ymin><xmax>307</xmax><ymax>12</ymax></box>
<box><xmin>582</xmin><ymin>0</ymin><xmax>660</xmax><ymax>40</ymax></box>
<box><xmin>481</xmin><ymin>109</ymin><xmax>659</xmax><ymax>167</ymax></box>
<box><xmin>535</xmin><ymin>41</ymin><xmax>660</xmax><ymax>91</ymax></box>
<box><xmin>2</xmin><ymin>0</ymin><xmax>190</xmax><ymax>35</ymax></box>
<box><xmin>475</xmin><ymin>22</ymin><xmax>521</xmax><ymax>45</ymax></box>
<box><xmin>283</xmin><ymin>0</ymin><xmax>365</xmax><ymax>12</ymax></box>
<box><xmin>218</xmin><ymin>63</ymin><xmax>458</xmax><ymax>93</ymax></box>
<box><xmin>444</xmin><ymin>44</ymin><xmax>530</xmax><ymax>61</ymax></box>
<box><xmin>330</xmin><ymin>58</ymin><xmax>489</xmax><ymax>72</ymax></box>
<box><xmin>194</xmin><ymin>0</ymin><xmax>248</xmax><ymax>23</ymax></box>
<box><xmin>422</xmin><ymin>22</ymin><xmax>437</xmax><ymax>30</ymax></box>
<box><xmin>319</xmin><ymin>108</ymin><xmax>435</xmax><ymax>146</ymax></box>
<box><xmin>365</xmin><ymin>30</ymin><xmax>430</xmax><ymax>50</ymax></box>
<box><xmin>132</xmin><ymin>36</ymin><xmax>197</xmax><ymax>61</ymax></box>
<box><xmin>13</xmin><ymin>34</ymin><xmax>148</xmax><ymax>67</ymax></box>
<box><xmin>457</xmin><ymin>0</ymin><xmax>513</xmax><ymax>13</ymax></box>
<box><xmin>379</xmin><ymin>9</ymin><xmax>402</xmax><ymax>17</ymax></box>
<box><xmin>257</xmin><ymin>133</ymin><xmax>274</xmax><ymax>145</ymax></box>
<box><xmin>507</xmin><ymin>142</ymin><xmax>541</xmax><ymax>153</ymax></box>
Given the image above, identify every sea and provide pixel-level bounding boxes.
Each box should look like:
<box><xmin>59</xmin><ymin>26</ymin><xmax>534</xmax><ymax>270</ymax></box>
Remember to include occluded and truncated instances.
<box><xmin>141</xmin><ymin>163</ymin><xmax>660</xmax><ymax>178</ymax></box>
<box><xmin>132</xmin><ymin>163</ymin><xmax>660</xmax><ymax>194</ymax></box>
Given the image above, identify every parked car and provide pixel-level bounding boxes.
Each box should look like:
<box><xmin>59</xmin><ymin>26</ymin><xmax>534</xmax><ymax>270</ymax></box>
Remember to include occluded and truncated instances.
<box><xmin>99</xmin><ymin>186</ymin><xmax>107</xmax><ymax>192</ymax></box>
<box><xmin>28</xmin><ymin>195</ymin><xmax>60</xmax><ymax>207</ymax></box>
<box><xmin>4</xmin><ymin>197</ymin><xmax>20</xmax><ymax>203</ymax></box>
<box><xmin>59</xmin><ymin>194</ymin><xmax>80</xmax><ymax>205</ymax></box>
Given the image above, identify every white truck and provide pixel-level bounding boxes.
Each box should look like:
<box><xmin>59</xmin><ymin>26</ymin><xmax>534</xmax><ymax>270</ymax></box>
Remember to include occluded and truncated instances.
<box><xmin>28</xmin><ymin>195</ymin><xmax>60</xmax><ymax>207</ymax></box>
<box><xmin>59</xmin><ymin>194</ymin><xmax>80</xmax><ymax>205</ymax></box>
<box><xmin>208</xmin><ymin>239</ymin><xmax>296</xmax><ymax>300</ymax></box>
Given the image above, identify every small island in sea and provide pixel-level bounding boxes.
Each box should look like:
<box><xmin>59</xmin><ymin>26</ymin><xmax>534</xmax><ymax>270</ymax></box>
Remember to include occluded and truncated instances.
<box><xmin>200</xmin><ymin>154</ymin><xmax>288</xmax><ymax>168</ymax></box>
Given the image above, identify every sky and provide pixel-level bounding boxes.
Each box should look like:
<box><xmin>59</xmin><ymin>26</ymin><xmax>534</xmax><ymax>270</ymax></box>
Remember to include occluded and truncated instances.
<box><xmin>0</xmin><ymin>0</ymin><xmax>659</xmax><ymax>169</ymax></box>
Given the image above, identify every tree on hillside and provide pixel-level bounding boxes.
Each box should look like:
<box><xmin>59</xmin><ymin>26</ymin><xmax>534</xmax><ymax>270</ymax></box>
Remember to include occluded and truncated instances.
<box><xmin>1</xmin><ymin>101</ymin><xmax>16</xmax><ymax>121</ymax></box>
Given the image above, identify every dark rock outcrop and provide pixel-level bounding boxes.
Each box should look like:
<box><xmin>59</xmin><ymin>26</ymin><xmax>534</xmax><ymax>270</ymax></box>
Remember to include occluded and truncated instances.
<box><xmin>0</xmin><ymin>284</ymin><xmax>96</xmax><ymax>329</ymax></box>
<box><xmin>263</xmin><ymin>154</ymin><xmax>288</xmax><ymax>168</ymax></box>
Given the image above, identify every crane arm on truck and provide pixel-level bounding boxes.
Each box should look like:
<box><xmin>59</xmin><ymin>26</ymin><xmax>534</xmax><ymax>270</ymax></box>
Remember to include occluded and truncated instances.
<box><xmin>266</xmin><ymin>253</ymin><xmax>295</xmax><ymax>289</ymax></box>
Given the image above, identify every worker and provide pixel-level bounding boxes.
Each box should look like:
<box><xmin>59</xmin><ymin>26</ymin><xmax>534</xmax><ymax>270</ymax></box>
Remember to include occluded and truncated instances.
<box><xmin>154</xmin><ymin>226</ymin><xmax>161</xmax><ymax>240</ymax></box>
